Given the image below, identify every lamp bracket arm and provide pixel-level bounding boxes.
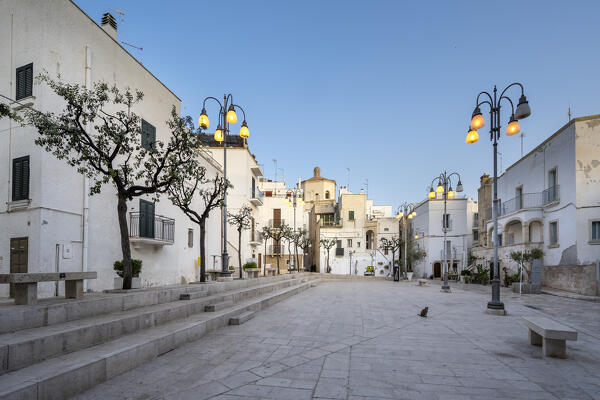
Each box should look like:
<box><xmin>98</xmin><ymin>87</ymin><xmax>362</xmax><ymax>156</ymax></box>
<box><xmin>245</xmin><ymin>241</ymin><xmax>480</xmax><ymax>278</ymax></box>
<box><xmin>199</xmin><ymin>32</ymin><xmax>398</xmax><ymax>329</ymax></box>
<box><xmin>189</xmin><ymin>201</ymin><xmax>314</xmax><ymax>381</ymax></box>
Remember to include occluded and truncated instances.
<box><xmin>498</xmin><ymin>96</ymin><xmax>515</xmax><ymax>115</ymax></box>
<box><xmin>498</xmin><ymin>82</ymin><xmax>524</xmax><ymax>101</ymax></box>
<box><xmin>203</xmin><ymin>96</ymin><xmax>223</xmax><ymax>110</ymax></box>
<box><xmin>476</xmin><ymin>91</ymin><xmax>493</xmax><ymax>106</ymax></box>
<box><xmin>232</xmin><ymin>104</ymin><xmax>247</xmax><ymax>120</ymax></box>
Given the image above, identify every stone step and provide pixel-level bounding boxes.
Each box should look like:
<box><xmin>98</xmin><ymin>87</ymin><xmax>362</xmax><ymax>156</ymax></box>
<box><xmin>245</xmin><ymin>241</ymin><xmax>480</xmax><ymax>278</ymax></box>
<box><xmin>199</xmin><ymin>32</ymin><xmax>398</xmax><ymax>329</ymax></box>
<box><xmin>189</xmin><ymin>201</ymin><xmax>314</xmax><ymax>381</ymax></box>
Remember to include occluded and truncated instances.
<box><xmin>0</xmin><ymin>273</ymin><xmax>311</xmax><ymax>334</ymax></box>
<box><xmin>0</xmin><ymin>276</ymin><xmax>318</xmax><ymax>374</ymax></box>
<box><xmin>205</xmin><ymin>299</ymin><xmax>234</xmax><ymax>312</ymax></box>
<box><xmin>179</xmin><ymin>291</ymin><xmax>209</xmax><ymax>300</ymax></box>
<box><xmin>0</xmin><ymin>279</ymin><xmax>319</xmax><ymax>400</ymax></box>
<box><xmin>229</xmin><ymin>311</ymin><xmax>255</xmax><ymax>325</ymax></box>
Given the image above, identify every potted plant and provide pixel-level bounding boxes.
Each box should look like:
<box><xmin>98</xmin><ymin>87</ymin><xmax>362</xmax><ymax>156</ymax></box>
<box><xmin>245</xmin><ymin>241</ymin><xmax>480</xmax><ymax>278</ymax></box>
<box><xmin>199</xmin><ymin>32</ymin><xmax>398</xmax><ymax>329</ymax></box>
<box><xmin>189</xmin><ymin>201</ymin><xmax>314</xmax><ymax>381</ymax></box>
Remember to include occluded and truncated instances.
<box><xmin>114</xmin><ymin>259</ymin><xmax>142</xmax><ymax>289</ymax></box>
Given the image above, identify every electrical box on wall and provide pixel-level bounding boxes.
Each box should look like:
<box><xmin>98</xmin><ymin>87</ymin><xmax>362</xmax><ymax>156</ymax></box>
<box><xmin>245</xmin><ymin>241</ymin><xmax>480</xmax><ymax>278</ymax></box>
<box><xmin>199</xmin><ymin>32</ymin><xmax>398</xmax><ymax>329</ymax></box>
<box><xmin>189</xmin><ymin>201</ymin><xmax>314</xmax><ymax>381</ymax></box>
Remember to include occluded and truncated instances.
<box><xmin>62</xmin><ymin>244</ymin><xmax>72</xmax><ymax>259</ymax></box>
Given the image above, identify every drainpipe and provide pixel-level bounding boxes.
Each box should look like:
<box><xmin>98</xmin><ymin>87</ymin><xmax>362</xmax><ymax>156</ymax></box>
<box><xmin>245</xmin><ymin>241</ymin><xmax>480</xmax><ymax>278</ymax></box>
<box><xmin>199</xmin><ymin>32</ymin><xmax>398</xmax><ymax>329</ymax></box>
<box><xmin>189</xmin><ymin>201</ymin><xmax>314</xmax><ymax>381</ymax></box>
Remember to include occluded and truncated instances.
<box><xmin>82</xmin><ymin>45</ymin><xmax>91</xmax><ymax>291</ymax></box>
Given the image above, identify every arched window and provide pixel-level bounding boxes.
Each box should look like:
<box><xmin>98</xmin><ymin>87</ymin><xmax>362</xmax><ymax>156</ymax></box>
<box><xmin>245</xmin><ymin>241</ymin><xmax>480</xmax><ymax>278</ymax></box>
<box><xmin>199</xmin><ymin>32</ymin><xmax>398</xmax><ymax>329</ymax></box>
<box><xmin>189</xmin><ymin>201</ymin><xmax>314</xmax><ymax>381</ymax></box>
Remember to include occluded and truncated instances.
<box><xmin>325</xmin><ymin>191</ymin><xmax>330</xmax><ymax>199</ymax></box>
<box><xmin>315</xmin><ymin>193</ymin><xmax>320</xmax><ymax>202</ymax></box>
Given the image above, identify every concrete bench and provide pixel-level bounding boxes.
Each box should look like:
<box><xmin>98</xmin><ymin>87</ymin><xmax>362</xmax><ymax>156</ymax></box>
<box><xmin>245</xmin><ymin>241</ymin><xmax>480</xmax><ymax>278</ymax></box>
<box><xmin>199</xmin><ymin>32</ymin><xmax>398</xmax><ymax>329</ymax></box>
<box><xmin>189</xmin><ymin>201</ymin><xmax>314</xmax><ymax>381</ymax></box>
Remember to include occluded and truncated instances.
<box><xmin>229</xmin><ymin>310</ymin><xmax>255</xmax><ymax>325</ymax></box>
<box><xmin>265</xmin><ymin>267</ymin><xmax>277</xmax><ymax>276</ymax></box>
<box><xmin>205</xmin><ymin>270</ymin><xmax>221</xmax><ymax>281</ymax></box>
<box><xmin>0</xmin><ymin>272</ymin><xmax>97</xmax><ymax>305</ymax></box>
<box><xmin>417</xmin><ymin>279</ymin><xmax>428</xmax><ymax>286</ymax></box>
<box><xmin>523</xmin><ymin>316</ymin><xmax>577</xmax><ymax>358</ymax></box>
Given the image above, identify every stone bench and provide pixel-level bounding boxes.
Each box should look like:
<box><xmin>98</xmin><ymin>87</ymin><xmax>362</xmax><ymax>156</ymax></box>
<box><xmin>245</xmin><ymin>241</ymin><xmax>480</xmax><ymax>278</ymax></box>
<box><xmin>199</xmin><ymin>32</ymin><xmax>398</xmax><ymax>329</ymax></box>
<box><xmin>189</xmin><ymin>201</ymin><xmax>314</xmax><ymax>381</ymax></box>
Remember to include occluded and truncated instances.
<box><xmin>245</xmin><ymin>268</ymin><xmax>260</xmax><ymax>278</ymax></box>
<box><xmin>417</xmin><ymin>279</ymin><xmax>428</xmax><ymax>286</ymax></box>
<box><xmin>0</xmin><ymin>272</ymin><xmax>97</xmax><ymax>305</ymax></box>
<box><xmin>265</xmin><ymin>267</ymin><xmax>277</xmax><ymax>276</ymax></box>
<box><xmin>523</xmin><ymin>316</ymin><xmax>577</xmax><ymax>358</ymax></box>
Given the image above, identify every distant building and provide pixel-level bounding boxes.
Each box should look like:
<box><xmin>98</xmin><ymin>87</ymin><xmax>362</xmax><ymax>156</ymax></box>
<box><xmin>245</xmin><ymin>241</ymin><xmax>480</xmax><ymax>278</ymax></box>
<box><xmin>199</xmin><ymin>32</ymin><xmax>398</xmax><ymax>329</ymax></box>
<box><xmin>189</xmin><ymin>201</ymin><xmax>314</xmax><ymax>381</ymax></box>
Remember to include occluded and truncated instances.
<box><xmin>411</xmin><ymin>196</ymin><xmax>478</xmax><ymax>279</ymax></box>
<box><xmin>472</xmin><ymin>115</ymin><xmax>600</xmax><ymax>296</ymax></box>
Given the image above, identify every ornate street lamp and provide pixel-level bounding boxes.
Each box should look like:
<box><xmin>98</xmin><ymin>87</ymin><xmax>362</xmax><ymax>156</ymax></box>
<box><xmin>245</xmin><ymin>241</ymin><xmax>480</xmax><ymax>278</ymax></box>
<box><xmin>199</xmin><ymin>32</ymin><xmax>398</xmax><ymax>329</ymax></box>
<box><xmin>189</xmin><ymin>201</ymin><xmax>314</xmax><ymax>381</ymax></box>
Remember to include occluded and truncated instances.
<box><xmin>427</xmin><ymin>171</ymin><xmax>463</xmax><ymax>292</ymax></box>
<box><xmin>466</xmin><ymin>83</ymin><xmax>531</xmax><ymax>312</ymax></box>
<box><xmin>199</xmin><ymin>94</ymin><xmax>249</xmax><ymax>278</ymax></box>
<box><xmin>396</xmin><ymin>202</ymin><xmax>416</xmax><ymax>281</ymax></box>
<box><xmin>284</xmin><ymin>185</ymin><xmax>304</xmax><ymax>271</ymax></box>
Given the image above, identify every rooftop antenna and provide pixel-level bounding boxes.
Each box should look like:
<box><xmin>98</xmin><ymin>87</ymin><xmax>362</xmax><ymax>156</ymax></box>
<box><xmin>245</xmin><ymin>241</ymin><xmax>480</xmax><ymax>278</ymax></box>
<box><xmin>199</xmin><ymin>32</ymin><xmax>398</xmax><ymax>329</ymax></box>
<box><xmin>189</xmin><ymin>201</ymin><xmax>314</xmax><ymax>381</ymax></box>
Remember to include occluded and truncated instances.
<box><xmin>272</xmin><ymin>159</ymin><xmax>277</xmax><ymax>181</ymax></box>
<box><xmin>121</xmin><ymin>41</ymin><xmax>143</xmax><ymax>64</ymax></box>
<box><xmin>278</xmin><ymin>168</ymin><xmax>285</xmax><ymax>183</ymax></box>
<box><xmin>568</xmin><ymin>106</ymin><xmax>572</xmax><ymax>121</ymax></box>
<box><xmin>364</xmin><ymin>178</ymin><xmax>369</xmax><ymax>198</ymax></box>
<box><xmin>519</xmin><ymin>132</ymin><xmax>525</xmax><ymax>157</ymax></box>
<box><xmin>346</xmin><ymin>168</ymin><xmax>350</xmax><ymax>191</ymax></box>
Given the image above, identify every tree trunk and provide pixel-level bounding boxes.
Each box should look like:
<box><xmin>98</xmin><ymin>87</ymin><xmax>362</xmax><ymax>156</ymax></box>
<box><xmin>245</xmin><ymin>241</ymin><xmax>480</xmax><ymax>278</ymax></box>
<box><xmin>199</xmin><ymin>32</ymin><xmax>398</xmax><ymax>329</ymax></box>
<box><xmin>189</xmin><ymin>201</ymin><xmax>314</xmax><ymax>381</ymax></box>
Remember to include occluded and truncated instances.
<box><xmin>238</xmin><ymin>229</ymin><xmax>242</xmax><ymax>279</ymax></box>
<box><xmin>199</xmin><ymin>219</ymin><xmax>206</xmax><ymax>282</ymax></box>
<box><xmin>276</xmin><ymin>254</ymin><xmax>280</xmax><ymax>275</ymax></box>
<box><xmin>264</xmin><ymin>240</ymin><xmax>267</xmax><ymax>276</ymax></box>
<box><xmin>117</xmin><ymin>194</ymin><xmax>133</xmax><ymax>289</ymax></box>
<box><xmin>295</xmin><ymin>242</ymin><xmax>299</xmax><ymax>272</ymax></box>
<box><xmin>288</xmin><ymin>241</ymin><xmax>292</xmax><ymax>271</ymax></box>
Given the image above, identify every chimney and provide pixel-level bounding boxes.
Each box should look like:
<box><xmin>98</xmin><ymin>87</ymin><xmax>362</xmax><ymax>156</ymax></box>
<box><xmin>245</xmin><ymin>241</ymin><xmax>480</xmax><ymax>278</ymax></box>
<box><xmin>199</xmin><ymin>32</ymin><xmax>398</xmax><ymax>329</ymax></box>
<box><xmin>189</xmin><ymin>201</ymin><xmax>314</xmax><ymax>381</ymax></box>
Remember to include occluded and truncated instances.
<box><xmin>101</xmin><ymin>13</ymin><xmax>117</xmax><ymax>40</ymax></box>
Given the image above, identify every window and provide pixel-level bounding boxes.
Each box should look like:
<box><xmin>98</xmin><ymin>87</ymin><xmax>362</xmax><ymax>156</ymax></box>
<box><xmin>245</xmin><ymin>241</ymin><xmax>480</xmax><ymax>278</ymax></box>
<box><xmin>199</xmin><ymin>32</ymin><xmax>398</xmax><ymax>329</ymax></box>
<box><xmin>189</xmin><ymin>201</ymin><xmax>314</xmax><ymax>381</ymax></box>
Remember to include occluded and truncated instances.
<box><xmin>357</xmin><ymin>241</ymin><xmax>360</xmax><ymax>248</ymax></box>
<box><xmin>473</xmin><ymin>213</ymin><xmax>479</xmax><ymax>224</ymax></box>
<box><xmin>12</xmin><ymin>156</ymin><xmax>30</xmax><ymax>201</ymax></box>
<box><xmin>473</xmin><ymin>230</ymin><xmax>479</xmax><ymax>241</ymax></box>
<box><xmin>16</xmin><ymin>63</ymin><xmax>33</xmax><ymax>100</ymax></box>
<box><xmin>591</xmin><ymin>221</ymin><xmax>600</xmax><ymax>243</ymax></box>
<box><xmin>322</xmin><ymin>214</ymin><xmax>335</xmax><ymax>226</ymax></box>
<box><xmin>384</xmin><ymin>248</ymin><xmax>388</xmax><ymax>255</ymax></box>
<box><xmin>515</xmin><ymin>187</ymin><xmax>523</xmax><ymax>210</ymax></box>
<box><xmin>251</xmin><ymin>177</ymin><xmax>256</xmax><ymax>198</ymax></box>
<box><xmin>547</xmin><ymin>168</ymin><xmax>558</xmax><ymax>203</ymax></box>
<box><xmin>497</xmin><ymin>233</ymin><xmax>502</xmax><ymax>246</ymax></box>
<box><xmin>336</xmin><ymin>240</ymin><xmax>342</xmax><ymax>248</ymax></box>
<box><xmin>442</xmin><ymin>214</ymin><xmax>450</xmax><ymax>229</ymax></box>
<box><xmin>141</xmin><ymin>120</ymin><xmax>156</xmax><ymax>150</ymax></box>
<box><xmin>347</xmin><ymin>239</ymin><xmax>352</xmax><ymax>247</ymax></box>
<box><xmin>549</xmin><ymin>221</ymin><xmax>558</xmax><ymax>246</ymax></box>
<box><xmin>348</xmin><ymin>210</ymin><xmax>355</xmax><ymax>220</ymax></box>
<box><xmin>188</xmin><ymin>229</ymin><xmax>194</xmax><ymax>247</ymax></box>
<box><xmin>325</xmin><ymin>191</ymin><xmax>330</xmax><ymax>199</ymax></box>
<box><xmin>384</xmin><ymin>227</ymin><xmax>389</xmax><ymax>232</ymax></box>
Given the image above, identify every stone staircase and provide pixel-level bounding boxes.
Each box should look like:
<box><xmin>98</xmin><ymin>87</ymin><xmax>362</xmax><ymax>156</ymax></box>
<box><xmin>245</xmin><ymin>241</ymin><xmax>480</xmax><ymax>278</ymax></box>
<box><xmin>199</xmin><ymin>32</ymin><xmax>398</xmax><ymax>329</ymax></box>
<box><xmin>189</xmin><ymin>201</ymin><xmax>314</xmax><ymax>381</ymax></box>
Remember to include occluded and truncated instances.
<box><xmin>0</xmin><ymin>273</ymin><xmax>319</xmax><ymax>400</ymax></box>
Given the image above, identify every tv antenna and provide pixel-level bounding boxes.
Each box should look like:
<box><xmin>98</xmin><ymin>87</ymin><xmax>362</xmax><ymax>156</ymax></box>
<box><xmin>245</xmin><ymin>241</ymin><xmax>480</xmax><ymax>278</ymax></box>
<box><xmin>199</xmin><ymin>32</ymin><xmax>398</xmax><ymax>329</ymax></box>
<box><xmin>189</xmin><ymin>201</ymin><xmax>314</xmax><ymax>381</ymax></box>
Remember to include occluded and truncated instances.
<box><xmin>109</xmin><ymin>8</ymin><xmax>125</xmax><ymax>23</ymax></box>
<box><xmin>121</xmin><ymin>41</ymin><xmax>143</xmax><ymax>64</ymax></box>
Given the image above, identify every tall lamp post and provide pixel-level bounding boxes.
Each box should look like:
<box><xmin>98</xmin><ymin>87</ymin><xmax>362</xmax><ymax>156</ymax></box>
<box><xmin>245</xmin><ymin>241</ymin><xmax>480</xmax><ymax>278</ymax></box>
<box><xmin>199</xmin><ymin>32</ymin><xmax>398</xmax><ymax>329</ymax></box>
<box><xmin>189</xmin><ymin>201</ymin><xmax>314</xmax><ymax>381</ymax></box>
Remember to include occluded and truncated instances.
<box><xmin>427</xmin><ymin>171</ymin><xmax>464</xmax><ymax>292</ymax></box>
<box><xmin>199</xmin><ymin>94</ymin><xmax>250</xmax><ymax>278</ymax></box>
<box><xmin>466</xmin><ymin>83</ymin><xmax>531</xmax><ymax>312</ymax></box>
<box><xmin>396</xmin><ymin>203</ymin><xmax>416</xmax><ymax>280</ymax></box>
<box><xmin>284</xmin><ymin>184</ymin><xmax>304</xmax><ymax>271</ymax></box>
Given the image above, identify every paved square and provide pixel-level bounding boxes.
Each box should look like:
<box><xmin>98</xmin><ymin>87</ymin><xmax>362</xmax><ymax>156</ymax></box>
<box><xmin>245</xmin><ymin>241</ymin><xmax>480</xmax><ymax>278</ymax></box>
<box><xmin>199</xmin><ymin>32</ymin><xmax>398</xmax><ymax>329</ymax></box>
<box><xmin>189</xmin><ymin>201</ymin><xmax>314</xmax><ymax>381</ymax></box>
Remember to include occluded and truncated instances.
<box><xmin>75</xmin><ymin>280</ymin><xmax>600</xmax><ymax>400</ymax></box>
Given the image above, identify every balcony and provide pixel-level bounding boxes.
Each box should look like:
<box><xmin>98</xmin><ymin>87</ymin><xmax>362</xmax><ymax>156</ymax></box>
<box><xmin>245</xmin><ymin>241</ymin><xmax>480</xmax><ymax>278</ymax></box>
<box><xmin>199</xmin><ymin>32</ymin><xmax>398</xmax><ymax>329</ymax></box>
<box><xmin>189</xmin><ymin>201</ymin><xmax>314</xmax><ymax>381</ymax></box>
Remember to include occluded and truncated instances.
<box><xmin>335</xmin><ymin>247</ymin><xmax>344</xmax><ymax>256</ymax></box>
<box><xmin>268</xmin><ymin>244</ymin><xmax>284</xmax><ymax>255</ymax></box>
<box><xmin>250</xmin><ymin>187</ymin><xmax>264</xmax><ymax>206</ymax></box>
<box><xmin>129</xmin><ymin>212</ymin><xmax>174</xmax><ymax>246</ymax></box>
<box><xmin>320</xmin><ymin>217</ymin><xmax>343</xmax><ymax>228</ymax></box>
<box><xmin>439</xmin><ymin>248</ymin><xmax>463</xmax><ymax>260</ymax></box>
<box><xmin>268</xmin><ymin>219</ymin><xmax>285</xmax><ymax>228</ymax></box>
<box><xmin>486</xmin><ymin>186</ymin><xmax>561</xmax><ymax>219</ymax></box>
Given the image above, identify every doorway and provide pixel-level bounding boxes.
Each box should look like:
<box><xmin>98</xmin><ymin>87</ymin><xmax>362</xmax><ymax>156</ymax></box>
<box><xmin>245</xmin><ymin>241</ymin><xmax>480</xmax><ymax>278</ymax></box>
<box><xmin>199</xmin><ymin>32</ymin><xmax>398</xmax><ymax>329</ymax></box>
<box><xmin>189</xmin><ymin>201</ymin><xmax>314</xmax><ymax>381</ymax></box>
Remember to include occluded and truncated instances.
<box><xmin>433</xmin><ymin>262</ymin><xmax>441</xmax><ymax>278</ymax></box>
<box><xmin>10</xmin><ymin>237</ymin><xmax>28</xmax><ymax>297</ymax></box>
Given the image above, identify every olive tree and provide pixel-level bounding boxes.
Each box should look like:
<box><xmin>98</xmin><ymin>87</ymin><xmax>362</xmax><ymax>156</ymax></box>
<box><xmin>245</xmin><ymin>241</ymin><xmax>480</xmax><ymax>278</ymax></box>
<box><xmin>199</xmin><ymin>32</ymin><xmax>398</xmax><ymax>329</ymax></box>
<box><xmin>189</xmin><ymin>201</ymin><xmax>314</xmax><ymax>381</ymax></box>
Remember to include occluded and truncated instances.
<box><xmin>227</xmin><ymin>205</ymin><xmax>253</xmax><ymax>279</ymax></box>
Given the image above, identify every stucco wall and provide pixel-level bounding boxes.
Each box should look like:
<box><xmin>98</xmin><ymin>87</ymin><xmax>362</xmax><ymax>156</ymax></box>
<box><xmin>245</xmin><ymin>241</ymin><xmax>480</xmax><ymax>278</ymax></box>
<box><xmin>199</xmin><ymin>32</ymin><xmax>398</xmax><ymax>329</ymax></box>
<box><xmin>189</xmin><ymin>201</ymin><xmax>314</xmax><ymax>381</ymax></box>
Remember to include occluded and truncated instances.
<box><xmin>542</xmin><ymin>264</ymin><xmax>599</xmax><ymax>296</ymax></box>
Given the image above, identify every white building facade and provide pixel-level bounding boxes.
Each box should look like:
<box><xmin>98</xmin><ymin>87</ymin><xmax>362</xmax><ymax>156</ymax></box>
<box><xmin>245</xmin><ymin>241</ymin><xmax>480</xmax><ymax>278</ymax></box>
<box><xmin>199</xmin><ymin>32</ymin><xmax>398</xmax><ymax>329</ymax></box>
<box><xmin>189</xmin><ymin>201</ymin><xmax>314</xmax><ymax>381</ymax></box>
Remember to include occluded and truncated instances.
<box><xmin>0</xmin><ymin>1</ymin><xmax>223</xmax><ymax>297</ymax></box>
<box><xmin>473</xmin><ymin>115</ymin><xmax>600</xmax><ymax>296</ymax></box>
<box><xmin>411</xmin><ymin>196</ymin><xmax>478</xmax><ymax>280</ymax></box>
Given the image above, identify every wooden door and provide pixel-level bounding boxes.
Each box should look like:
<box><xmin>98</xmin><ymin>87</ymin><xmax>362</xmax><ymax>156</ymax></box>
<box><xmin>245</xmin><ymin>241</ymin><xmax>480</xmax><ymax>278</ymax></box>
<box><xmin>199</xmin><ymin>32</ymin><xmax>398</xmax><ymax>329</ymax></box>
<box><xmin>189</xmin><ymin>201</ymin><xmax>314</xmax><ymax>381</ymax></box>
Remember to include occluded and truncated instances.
<box><xmin>273</xmin><ymin>209</ymin><xmax>281</xmax><ymax>227</ymax></box>
<box><xmin>258</xmin><ymin>253</ymin><xmax>262</xmax><ymax>269</ymax></box>
<box><xmin>433</xmin><ymin>262</ymin><xmax>441</xmax><ymax>278</ymax></box>
<box><xmin>9</xmin><ymin>237</ymin><xmax>28</xmax><ymax>297</ymax></box>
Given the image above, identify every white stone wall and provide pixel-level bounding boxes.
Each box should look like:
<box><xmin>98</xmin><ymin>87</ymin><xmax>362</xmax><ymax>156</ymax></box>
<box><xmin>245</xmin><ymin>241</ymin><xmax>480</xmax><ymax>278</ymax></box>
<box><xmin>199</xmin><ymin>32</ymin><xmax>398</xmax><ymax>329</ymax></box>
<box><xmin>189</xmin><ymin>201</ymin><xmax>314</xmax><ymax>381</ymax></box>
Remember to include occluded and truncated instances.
<box><xmin>0</xmin><ymin>0</ymin><xmax>222</xmax><ymax>296</ymax></box>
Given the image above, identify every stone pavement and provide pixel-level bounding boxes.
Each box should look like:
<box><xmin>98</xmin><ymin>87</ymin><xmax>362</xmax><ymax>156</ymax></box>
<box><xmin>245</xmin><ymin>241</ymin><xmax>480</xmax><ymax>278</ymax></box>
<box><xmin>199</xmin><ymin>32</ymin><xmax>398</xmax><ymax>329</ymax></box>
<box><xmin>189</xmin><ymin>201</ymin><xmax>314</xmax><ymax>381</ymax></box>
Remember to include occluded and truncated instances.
<box><xmin>74</xmin><ymin>279</ymin><xmax>600</xmax><ymax>400</ymax></box>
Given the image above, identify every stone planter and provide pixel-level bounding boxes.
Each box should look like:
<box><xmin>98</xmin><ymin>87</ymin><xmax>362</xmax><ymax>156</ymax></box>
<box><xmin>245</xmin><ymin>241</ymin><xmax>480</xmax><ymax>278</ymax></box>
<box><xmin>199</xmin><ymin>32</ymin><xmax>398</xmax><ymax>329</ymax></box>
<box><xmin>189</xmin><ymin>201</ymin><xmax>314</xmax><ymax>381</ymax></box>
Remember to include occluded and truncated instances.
<box><xmin>512</xmin><ymin>282</ymin><xmax>541</xmax><ymax>294</ymax></box>
<box><xmin>406</xmin><ymin>272</ymin><xmax>414</xmax><ymax>281</ymax></box>
<box><xmin>244</xmin><ymin>268</ymin><xmax>260</xmax><ymax>278</ymax></box>
<box><xmin>114</xmin><ymin>276</ymin><xmax>141</xmax><ymax>289</ymax></box>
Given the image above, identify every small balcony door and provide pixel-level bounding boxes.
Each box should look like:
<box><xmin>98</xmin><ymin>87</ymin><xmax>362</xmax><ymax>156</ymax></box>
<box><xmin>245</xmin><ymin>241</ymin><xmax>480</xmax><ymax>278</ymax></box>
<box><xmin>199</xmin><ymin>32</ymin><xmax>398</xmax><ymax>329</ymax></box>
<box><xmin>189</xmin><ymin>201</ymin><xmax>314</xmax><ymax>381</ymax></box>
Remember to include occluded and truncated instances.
<box><xmin>515</xmin><ymin>187</ymin><xmax>523</xmax><ymax>210</ymax></box>
<box><xmin>139</xmin><ymin>200</ymin><xmax>155</xmax><ymax>238</ymax></box>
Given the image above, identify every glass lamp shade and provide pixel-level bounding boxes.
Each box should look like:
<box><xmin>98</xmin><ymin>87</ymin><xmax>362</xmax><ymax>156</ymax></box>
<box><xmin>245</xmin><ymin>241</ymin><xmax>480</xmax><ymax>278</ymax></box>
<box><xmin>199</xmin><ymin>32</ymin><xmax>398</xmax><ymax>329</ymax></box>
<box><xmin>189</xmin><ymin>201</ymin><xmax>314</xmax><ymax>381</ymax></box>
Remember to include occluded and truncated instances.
<box><xmin>466</xmin><ymin>129</ymin><xmax>479</xmax><ymax>144</ymax></box>
<box><xmin>506</xmin><ymin>116</ymin><xmax>520</xmax><ymax>136</ymax></box>
<box><xmin>408</xmin><ymin>214</ymin><xmax>413</xmax><ymax>219</ymax></box>
<box><xmin>240</xmin><ymin>121</ymin><xmax>249</xmax><ymax>138</ymax></box>
<box><xmin>214</xmin><ymin>126</ymin><xmax>224</xmax><ymax>142</ymax></box>
<box><xmin>428</xmin><ymin>190</ymin><xmax>436</xmax><ymax>199</ymax></box>
<box><xmin>447</xmin><ymin>190</ymin><xmax>455</xmax><ymax>198</ymax></box>
<box><xmin>226</xmin><ymin>106</ymin><xmax>237</xmax><ymax>124</ymax></box>
<box><xmin>396</xmin><ymin>212</ymin><xmax>403</xmax><ymax>219</ymax></box>
<box><xmin>515</xmin><ymin>94</ymin><xmax>531</xmax><ymax>119</ymax></box>
<box><xmin>436</xmin><ymin>183</ymin><xmax>444</xmax><ymax>194</ymax></box>
<box><xmin>414</xmin><ymin>234</ymin><xmax>419</xmax><ymax>239</ymax></box>
<box><xmin>470</xmin><ymin>107</ymin><xmax>485</xmax><ymax>130</ymax></box>
<box><xmin>199</xmin><ymin>109</ymin><xmax>209</xmax><ymax>129</ymax></box>
<box><xmin>411</xmin><ymin>211</ymin><xmax>416</xmax><ymax>217</ymax></box>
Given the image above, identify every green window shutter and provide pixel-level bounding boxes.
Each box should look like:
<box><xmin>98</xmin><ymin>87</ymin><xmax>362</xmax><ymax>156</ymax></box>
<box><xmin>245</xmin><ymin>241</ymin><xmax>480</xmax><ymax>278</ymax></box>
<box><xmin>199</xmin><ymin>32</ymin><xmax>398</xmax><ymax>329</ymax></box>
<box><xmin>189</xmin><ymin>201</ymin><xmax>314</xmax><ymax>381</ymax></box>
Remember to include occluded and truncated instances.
<box><xmin>12</xmin><ymin>156</ymin><xmax>30</xmax><ymax>201</ymax></box>
<box><xmin>16</xmin><ymin>63</ymin><xmax>33</xmax><ymax>100</ymax></box>
<box><xmin>349</xmin><ymin>211</ymin><xmax>354</xmax><ymax>220</ymax></box>
<box><xmin>139</xmin><ymin>199</ymin><xmax>155</xmax><ymax>238</ymax></box>
<box><xmin>141</xmin><ymin>120</ymin><xmax>155</xmax><ymax>150</ymax></box>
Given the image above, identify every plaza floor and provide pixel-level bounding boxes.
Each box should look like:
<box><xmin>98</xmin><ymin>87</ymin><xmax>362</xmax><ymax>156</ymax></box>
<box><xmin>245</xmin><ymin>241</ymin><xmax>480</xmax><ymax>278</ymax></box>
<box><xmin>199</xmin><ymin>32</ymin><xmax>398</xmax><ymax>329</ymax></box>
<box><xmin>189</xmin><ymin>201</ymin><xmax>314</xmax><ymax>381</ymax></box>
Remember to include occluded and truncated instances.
<box><xmin>74</xmin><ymin>279</ymin><xmax>600</xmax><ymax>400</ymax></box>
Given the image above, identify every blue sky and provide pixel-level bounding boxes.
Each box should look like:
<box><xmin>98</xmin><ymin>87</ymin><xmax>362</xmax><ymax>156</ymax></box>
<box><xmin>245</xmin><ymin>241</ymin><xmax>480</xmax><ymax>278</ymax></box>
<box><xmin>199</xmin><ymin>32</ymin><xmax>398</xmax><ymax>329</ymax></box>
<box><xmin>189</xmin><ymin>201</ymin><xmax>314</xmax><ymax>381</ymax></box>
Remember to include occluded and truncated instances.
<box><xmin>75</xmin><ymin>0</ymin><xmax>600</xmax><ymax>207</ymax></box>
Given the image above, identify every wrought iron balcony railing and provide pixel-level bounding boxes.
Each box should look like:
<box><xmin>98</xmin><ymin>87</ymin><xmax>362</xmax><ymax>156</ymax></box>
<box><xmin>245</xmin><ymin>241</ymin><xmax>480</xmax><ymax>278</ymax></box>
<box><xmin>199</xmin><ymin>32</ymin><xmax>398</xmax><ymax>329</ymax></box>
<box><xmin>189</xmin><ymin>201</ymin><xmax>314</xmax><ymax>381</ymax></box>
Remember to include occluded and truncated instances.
<box><xmin>129</xmin><ymin>212</ymin><xmax>175</xmax><ymax>244</ymax></box>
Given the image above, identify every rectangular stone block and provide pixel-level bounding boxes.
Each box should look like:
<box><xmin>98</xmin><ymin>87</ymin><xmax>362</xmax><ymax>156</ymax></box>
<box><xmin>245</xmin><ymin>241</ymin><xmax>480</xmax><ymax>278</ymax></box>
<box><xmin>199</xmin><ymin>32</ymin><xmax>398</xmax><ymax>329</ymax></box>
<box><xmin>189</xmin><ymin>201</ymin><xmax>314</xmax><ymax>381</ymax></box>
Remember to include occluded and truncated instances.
<box><xmin>65</xmin><ymin>279</ymin><xmax>83</xmax><ymax>299</ymax></box>
<box><xmin>229</xmin><ymin>311</ymin><xmax>255</xmax><ymax>325</ymax></box>
<box><xmin>14</xmin><ymin>283</ymin><xmax>37</xmax><ymax>305</ymax></box>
